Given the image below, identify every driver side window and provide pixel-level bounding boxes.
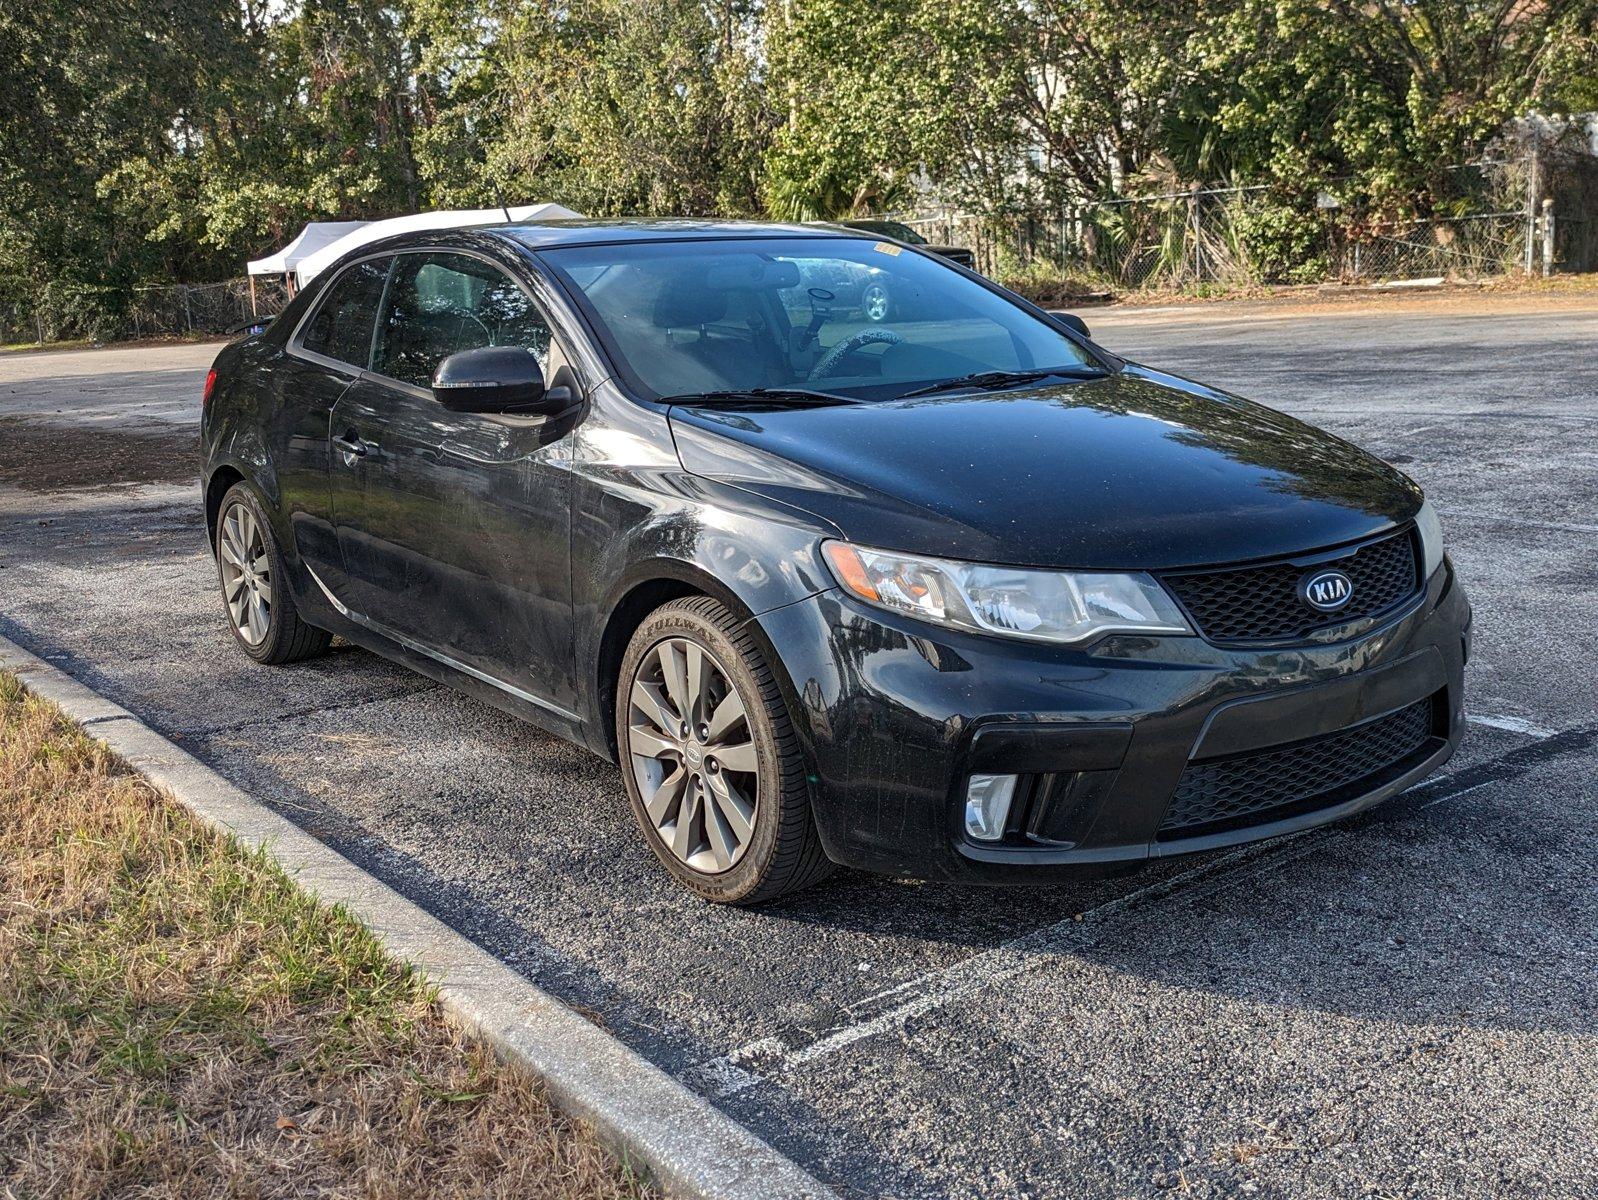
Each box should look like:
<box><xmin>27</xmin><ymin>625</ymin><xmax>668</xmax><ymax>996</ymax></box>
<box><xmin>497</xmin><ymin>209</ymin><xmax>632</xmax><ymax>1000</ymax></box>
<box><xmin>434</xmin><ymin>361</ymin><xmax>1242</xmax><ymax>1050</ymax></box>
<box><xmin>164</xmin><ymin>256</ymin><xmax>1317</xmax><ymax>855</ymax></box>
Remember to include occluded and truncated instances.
<box><xmin>372</xmin><ymin>252</ymin><xmax>553</xmax><ymax>388</ymax></box>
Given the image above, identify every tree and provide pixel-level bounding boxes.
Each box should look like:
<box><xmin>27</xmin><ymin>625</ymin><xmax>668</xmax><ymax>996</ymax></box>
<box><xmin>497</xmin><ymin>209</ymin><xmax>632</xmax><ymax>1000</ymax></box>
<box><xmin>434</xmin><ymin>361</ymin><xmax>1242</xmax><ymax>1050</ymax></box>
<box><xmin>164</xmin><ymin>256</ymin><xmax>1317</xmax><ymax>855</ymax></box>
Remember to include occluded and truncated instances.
<box><xmin>416</xmin><ymin>0</ymin><xmax>770</xmax><ymax>216</ymax></box>
<box><xmin>1181</xmin><ymin>0</ymin><xmax>1597</xmax><ymax>210</ymax></box>
<box><xmin>0</xmin><ymin>0</ymin><xmax>243</xmax><ymax>290</ymax></box>
<box><xmin>169</xmin><ymin>0</ymin><xmax>433</xmax><ymax>254</ymax></box>
<box><xmin>1</xmin><ymin>0</ymin><xmax>440</xmax><ymax>332</ymax></box>
<box><xmin>1018</xmin><ymin>0</ymin><xmax>1207</xmax><ymax>203</ymax></box>
<box><xmin>762</xmin><ymin>0</ymin><xmax>1021</xmax><ymax>219</ymax></box>
<box><xmin>5</xmin><ymin>0</ymin><xmax>1597</xmax><ymax>326</ymax></box>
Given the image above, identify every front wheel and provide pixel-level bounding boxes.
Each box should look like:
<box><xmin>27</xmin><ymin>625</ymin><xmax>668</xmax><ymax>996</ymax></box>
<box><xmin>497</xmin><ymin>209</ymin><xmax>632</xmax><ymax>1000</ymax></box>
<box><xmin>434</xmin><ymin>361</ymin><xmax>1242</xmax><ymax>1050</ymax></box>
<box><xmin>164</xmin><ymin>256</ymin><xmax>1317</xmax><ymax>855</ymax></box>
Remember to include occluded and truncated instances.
<box><xmin>215</xmin><ymin>482</ymin><xmax>331</xmax><ymax>665</ymax></box>
<box><xmin>616</xmin><ymin>597</ymin><xmax>833</xmax><ymax>904</ymax></box>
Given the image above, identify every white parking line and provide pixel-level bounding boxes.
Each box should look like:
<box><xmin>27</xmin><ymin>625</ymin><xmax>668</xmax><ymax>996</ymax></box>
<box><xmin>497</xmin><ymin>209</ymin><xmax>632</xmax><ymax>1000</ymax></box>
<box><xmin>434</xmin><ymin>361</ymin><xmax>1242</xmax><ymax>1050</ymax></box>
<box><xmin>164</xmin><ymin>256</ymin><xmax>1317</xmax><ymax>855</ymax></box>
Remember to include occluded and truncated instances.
<box><xmin>1440</xmin><ymin>511</ymin><xmax>1598</xmax><ymax>535</ymax></box>
<box><xmin>685</xmin><ymin>736</ymin><xmax>1553</xmax><ymax>1100</ymax></box>
<box><xmin>1468</xmin><ymin>713</ymin><xmax>1557</xmax><ymax>739</ymax></box>
<box><xmin>685</xmin><ymin>835</ymin><xmax>1326</xmax><ymax>1097</ymax></box>
<box><xmin>1419</xmin><ymin>779</ymin><xmax>1491</xmax><ymax>809</ymax></box>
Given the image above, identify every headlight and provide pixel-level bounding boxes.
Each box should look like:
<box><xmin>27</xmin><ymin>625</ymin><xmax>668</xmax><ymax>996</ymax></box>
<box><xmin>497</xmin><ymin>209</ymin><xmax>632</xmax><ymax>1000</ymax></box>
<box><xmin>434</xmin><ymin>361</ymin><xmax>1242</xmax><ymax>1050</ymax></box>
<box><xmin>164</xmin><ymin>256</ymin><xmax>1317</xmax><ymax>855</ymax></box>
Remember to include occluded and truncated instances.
<box><xmin>822</xmin><ymin>541</ymin><xmax>1193</xmax><ymax>645</ymax></box>
<box><xmin>1414</xmin><ymin>498</ymin><xmax>1445</xmax><ymax>579</ymax></box>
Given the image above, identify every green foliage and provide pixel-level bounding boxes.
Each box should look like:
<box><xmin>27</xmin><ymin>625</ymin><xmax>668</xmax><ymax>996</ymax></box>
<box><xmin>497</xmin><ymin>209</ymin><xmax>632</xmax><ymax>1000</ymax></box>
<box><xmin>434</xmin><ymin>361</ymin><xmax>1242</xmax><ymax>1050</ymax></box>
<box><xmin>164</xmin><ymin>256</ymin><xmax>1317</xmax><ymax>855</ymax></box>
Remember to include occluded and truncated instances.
<box><xmin>762</xmin><ymin>0</ymin><xmax>1021</xmax><ymax>219</ymax></box>
<box><xmin>414</xmin><ymin>0</ymin><xmax>770</xmax><ymax>216</ymax></box>
<box><xmin>1180</xmin><ymin>0</ymin><xmax>1597</xmax><ymax>213</ymax></box>
<box><xmin>1016</xmin><ymin>0</ymin><xmax>1206</xmax><ymax>202</ymax></box>
<box><xmin>3</xmin><ymin>0</ymin><xmax>1595</xmax><ymax>326</ymax></box>
<box><xmin>1</xmin><ymin>0</ymin><xmax>433</xmax><ymax>330</ymax></box>
<box><xmin>1229</xmin><ymin>200</ymin><xmax>1332</xmax><ymax>284</ymax></box>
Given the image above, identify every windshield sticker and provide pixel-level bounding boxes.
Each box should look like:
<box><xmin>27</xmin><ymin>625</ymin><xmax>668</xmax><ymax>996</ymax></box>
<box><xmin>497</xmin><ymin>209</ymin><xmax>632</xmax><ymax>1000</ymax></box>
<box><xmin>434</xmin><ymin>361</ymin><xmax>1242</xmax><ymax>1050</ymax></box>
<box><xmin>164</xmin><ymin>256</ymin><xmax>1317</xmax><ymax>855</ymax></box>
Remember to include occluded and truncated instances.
<box><xmin>873</xmin><ymin>241</ymin><xmax>902</xmax><ymax>256</ymax></box>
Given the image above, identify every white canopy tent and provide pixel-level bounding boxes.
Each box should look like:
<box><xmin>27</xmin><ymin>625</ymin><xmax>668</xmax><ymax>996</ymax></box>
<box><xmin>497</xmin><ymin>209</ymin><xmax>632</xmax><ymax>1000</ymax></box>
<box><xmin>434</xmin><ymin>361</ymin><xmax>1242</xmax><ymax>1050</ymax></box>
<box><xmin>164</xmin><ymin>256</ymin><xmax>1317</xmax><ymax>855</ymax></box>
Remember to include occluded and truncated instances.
<box><xmin>246</xmin><ymin>221</ymin><xmax>371</xmax><ymax>279</ymax></box>
<box><xmin>290</xmin><ymin>203</ymin><xmax>584</xmax><ymax>288</ymax></box>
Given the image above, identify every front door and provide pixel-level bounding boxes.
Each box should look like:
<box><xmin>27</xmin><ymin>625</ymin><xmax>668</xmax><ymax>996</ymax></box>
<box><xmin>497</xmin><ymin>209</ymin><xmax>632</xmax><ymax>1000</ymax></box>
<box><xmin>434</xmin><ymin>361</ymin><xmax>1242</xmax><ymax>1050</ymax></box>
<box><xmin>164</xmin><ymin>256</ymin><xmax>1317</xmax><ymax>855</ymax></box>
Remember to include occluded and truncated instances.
<box><xmin>272</xmin><ymin>255</ymin><xmax>390</xmax><ymax>595</ymax></box>
<box><xmin>327</xmin><ymin>250</ymin><xmax>577</xmax><ymax>714</ymax></box>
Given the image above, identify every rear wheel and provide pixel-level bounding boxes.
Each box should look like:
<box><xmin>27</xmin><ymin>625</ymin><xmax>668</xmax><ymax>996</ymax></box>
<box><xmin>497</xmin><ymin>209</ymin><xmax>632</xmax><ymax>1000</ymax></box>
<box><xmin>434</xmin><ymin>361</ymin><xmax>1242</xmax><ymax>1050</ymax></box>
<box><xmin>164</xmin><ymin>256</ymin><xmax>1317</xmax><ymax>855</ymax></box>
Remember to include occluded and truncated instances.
<box><xmin>616</xmin><ymin>597</ymin><xmax>833</xmax><ymax>904</ymax></box>
<box><xmin>215</xmin><ymin>482</ymin><xmax>331</xmax><ymax>665</ymax></box>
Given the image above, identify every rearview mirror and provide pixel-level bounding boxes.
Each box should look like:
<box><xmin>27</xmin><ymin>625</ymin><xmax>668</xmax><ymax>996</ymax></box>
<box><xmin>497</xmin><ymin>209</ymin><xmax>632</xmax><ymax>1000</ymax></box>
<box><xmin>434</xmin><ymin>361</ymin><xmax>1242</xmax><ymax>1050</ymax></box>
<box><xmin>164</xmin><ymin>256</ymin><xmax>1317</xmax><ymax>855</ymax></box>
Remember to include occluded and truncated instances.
<box><xmin>704</xmin><ymin>257</ymin><xmax>802</xmax><ymax>291</ymax></box>
<box><xmin>1047</xmin><ymin>310</ymin><xmax>1091</xmax><ymax>339</ymax></box>
<box><xmin>431</xmin><ymin>346</ymin><xmax>567</xmax><ymax>414</ymax></box>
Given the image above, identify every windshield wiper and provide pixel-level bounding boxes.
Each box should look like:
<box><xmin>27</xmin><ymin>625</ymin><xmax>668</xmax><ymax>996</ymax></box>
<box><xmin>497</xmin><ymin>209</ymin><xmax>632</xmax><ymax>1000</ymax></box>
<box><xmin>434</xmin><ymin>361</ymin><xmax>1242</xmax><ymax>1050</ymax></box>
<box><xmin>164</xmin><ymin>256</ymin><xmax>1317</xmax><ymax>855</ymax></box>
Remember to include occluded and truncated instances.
<box><xmin>896</xmin><ymin>366</ymin><xmax>1106</xmax><ymax>400</ymax></box>
<box><xmin>658</xmin><ymin>387</ymin><xmax>860</xmax><ymax>408</ymax></box>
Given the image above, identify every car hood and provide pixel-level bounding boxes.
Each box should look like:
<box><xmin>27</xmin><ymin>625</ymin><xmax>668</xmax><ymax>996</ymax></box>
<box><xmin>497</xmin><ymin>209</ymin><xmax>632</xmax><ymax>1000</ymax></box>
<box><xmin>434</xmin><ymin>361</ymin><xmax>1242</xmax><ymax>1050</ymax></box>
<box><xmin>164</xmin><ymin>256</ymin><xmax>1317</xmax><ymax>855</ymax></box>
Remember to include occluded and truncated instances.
<box><xmin>668</xmin><ymin>366</ymin><xmax>1422</xmax><ymax>571</ymax></box>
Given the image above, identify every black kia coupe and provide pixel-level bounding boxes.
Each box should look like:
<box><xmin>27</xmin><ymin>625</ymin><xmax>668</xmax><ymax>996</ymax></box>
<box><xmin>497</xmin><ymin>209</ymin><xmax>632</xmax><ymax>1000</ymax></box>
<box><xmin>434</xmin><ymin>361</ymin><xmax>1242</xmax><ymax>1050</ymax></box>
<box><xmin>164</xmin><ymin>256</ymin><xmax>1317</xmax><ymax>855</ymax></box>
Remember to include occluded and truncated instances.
<box><xmin>201</xmin><ymin>219</ymin><xmax>1471</xmax><ymax>903</ymax></box>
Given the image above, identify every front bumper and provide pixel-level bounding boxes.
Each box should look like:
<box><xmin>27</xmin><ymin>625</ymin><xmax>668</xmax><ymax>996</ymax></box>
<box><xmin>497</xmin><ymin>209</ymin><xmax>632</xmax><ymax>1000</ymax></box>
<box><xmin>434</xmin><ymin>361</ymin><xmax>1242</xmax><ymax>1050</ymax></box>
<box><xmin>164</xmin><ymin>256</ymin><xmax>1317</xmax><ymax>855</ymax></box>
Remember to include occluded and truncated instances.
<box><xmin>756</xmin><ymin>559</ymin><xmax>1471</xmax><ymax>882</ymax></box>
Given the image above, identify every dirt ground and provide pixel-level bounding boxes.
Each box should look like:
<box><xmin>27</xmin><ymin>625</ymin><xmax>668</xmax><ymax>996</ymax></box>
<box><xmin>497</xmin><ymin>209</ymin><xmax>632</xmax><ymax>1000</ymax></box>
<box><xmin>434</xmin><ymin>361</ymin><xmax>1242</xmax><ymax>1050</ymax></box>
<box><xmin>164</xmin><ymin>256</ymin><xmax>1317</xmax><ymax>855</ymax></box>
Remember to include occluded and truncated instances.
<box><xmin>1029</xmin><ymin>272</ymin><xmax>1598</xmax><ymax>318</ymax></box>
<box><xmin>0</xmin><ymin>417</ymin><xmax>200</xmax><ymax>492</ymax></box>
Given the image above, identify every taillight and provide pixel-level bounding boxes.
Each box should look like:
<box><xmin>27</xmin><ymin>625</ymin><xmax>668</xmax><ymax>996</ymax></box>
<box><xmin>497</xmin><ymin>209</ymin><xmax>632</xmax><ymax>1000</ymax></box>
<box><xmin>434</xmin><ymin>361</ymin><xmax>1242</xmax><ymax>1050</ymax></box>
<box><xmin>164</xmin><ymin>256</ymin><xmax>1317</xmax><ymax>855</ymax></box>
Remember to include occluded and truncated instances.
<box><xmin>203</xmin><ymin>368</ymin><xmax>218</xmax><ymax>408</ymax></box>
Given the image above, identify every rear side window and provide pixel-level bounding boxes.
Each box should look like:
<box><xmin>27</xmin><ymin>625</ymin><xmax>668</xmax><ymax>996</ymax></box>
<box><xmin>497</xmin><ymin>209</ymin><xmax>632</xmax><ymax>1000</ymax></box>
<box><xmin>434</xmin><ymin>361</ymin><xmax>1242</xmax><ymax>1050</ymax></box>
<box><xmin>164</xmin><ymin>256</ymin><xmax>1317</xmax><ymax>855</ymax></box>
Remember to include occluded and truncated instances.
<box><xmin>299</xmin><ymin>258</ymin><xmax>390</xmax><ymax>369</ymax></box>
<box><xmin>372</xmin><ymin>253</ymin><xmax>552</xmax><ymax>388</ymax></box>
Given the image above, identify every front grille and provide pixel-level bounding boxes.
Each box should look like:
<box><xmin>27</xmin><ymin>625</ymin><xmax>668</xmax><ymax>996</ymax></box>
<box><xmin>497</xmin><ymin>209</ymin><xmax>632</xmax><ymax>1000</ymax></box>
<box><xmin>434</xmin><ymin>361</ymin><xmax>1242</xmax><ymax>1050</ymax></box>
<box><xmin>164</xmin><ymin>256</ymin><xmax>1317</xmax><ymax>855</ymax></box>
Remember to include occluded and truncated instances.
<box><xmin>1161</xmin><ymin>528</ymin><xmax>1420</xmax><ymax>643</ymax></box>
<box><xmin>1158</xmin><ymin>695</ymin><xmax>1437</xmax><ymax>839</ymax></box>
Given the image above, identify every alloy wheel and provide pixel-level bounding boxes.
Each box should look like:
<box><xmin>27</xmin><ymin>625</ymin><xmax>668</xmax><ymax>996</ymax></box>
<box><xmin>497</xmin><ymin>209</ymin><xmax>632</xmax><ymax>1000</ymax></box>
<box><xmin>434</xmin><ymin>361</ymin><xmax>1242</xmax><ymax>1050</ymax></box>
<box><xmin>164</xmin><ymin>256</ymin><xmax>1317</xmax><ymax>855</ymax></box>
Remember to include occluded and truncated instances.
<box><xmin>218</xmin><ymin>501</ymin><xmax>272</xmax><ymax>645</ymax></box>
<box><xmin>862</xmin><ymin>283</ymin><xmax>890</xmax><ymax>322</ymax></box>
<box><xmin>626</xmin><ymin>636</ymin><xmax>758</xmax><ymax>874</ymax></box>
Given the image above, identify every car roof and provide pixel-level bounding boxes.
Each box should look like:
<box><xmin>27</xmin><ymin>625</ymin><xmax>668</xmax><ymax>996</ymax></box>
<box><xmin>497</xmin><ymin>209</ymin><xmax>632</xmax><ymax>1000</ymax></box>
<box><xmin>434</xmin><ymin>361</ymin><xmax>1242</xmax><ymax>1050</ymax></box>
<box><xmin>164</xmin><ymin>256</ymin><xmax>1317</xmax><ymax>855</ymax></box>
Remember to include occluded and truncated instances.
<box><xmin>499</xmin><ymin>218</ymin><xmax>865</xmax><ymax>250</ymax></box>
<box><xmin>308</xmin><ymin>218</ymin><xmax>881</xmax><ymax>285</ymax></box>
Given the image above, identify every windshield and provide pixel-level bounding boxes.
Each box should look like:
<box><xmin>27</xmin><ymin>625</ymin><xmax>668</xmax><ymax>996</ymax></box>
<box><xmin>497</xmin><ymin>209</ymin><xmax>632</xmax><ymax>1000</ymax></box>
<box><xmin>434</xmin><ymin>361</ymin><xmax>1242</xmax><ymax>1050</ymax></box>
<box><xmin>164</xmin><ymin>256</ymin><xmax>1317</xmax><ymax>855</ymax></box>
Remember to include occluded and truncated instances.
<box><xmin>541</xmin><ymin>237</ymin><xmax>1097</xmax><ymax>402</ymax></box>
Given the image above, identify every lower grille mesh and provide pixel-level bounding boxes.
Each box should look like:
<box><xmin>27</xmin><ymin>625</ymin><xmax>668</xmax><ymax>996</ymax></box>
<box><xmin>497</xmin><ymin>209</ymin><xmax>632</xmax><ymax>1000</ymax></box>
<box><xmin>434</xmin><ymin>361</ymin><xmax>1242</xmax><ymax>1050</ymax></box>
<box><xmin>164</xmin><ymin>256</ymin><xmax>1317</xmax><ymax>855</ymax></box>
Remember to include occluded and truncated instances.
<box><xmin>1159</xmin><ymin>696</ymin><xmax>1436</xmax><ymax>838</ymax></box>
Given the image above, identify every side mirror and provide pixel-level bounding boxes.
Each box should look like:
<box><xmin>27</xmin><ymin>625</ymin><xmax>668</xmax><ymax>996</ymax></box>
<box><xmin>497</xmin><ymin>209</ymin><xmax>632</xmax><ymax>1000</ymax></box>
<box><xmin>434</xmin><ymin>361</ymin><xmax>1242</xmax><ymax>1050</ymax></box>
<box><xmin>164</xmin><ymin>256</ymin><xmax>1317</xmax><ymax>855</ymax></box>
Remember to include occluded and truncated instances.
<box><xmin>1047</xmin><ymin>310</ymin><xmax>1091</xmax><ymax>339</ymax></box>
<box><xmin>430</xmin><ymin>346</ymin><xmax>568</xmax><ymax>414</ymax></box>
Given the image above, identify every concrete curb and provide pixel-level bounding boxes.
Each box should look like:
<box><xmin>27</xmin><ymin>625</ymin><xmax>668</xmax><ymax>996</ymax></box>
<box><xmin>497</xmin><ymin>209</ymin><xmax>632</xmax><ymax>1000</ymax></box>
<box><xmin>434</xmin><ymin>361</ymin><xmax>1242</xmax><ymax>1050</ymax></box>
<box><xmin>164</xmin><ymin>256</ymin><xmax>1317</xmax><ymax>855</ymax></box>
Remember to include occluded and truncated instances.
<box><xmin>0</xmin><ymin>635</ymin><xmax>833</xmax><ymax>1200</ymax></box>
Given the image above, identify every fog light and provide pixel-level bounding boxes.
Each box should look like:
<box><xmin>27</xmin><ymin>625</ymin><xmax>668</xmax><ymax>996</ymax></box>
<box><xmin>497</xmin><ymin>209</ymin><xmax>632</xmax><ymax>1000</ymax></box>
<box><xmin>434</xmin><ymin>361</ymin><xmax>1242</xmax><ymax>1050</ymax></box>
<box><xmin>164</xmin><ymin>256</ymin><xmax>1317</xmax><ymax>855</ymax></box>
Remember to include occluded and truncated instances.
<box><xmin>964</xmin><ymin>773</ymin><xmax>1018</xmax><ymax>841</ymax></box>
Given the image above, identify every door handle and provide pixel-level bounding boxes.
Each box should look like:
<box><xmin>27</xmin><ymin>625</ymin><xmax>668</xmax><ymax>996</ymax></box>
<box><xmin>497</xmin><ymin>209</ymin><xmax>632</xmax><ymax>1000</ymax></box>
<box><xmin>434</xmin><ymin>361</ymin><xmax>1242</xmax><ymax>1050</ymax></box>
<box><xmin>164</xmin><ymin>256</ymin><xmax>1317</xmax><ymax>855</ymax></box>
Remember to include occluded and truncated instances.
<box><xmin>333</xmin><ymin>430</ymin><xmax>368</xmax><ymax>459</ymax></box>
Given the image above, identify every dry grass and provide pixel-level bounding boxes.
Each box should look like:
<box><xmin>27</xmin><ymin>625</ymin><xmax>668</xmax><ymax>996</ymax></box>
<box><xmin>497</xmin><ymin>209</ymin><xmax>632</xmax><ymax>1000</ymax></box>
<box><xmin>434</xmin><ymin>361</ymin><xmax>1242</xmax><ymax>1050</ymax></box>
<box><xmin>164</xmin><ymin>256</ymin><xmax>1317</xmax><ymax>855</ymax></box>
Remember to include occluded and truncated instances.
<box><xmin>1006</xmin><ymin>268</ymin><xmax>1598</xmax><ymax>312</ymax></box>
<box><xmin>0</xmin><ymin>672</ymin><xmax>655</xmax><ymax>1200</ymax></box>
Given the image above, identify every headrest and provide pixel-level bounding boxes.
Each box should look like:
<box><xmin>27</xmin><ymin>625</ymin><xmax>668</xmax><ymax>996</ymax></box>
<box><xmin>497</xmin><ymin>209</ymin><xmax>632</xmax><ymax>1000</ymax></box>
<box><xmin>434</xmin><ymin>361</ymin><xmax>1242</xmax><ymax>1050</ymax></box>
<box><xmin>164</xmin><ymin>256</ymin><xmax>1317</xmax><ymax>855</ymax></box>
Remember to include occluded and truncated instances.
<box><xmin>652</xmin><ymin>283</ymin><xmax>728</xmax><ymax>329</ymax></box>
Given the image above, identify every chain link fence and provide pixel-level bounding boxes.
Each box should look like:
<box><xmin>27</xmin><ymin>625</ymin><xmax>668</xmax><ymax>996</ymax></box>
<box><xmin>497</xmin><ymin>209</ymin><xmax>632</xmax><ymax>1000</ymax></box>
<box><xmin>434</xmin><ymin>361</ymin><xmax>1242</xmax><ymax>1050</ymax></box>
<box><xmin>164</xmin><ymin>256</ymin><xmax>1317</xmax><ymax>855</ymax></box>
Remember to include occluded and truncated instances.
<box><xmin>1338</xmin><ymin>212</ymin><xmax>1528</xmax><ymax>281</ymax></box>
<box><xmin>898</xmin><ymin>199</ymin><xmax>1550</xmax><ymax>291</ymax></box>
<box><xmin>895</xmin><ymin>154</ymin><xmax>1597</xmax><ymax>293</ymax></box>
<box><xmin>4</xmin><ymin>150</ymin><xmax>1595</xmax><ymax>346</ymax></box>
<box><xmin>0</xmin><ymin>276</ymin><xmax>291</xmax><ymax>347</ymax></box>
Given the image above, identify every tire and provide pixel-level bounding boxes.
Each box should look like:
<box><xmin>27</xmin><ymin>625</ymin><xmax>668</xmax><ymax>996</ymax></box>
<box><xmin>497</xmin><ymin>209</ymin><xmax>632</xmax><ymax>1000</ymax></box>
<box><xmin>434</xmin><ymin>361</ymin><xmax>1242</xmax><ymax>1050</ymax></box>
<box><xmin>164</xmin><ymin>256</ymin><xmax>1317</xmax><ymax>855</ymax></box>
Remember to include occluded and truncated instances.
<box><xmin>214</xmin><ymin>482</ymin><xmax>332</xmax><ymax>665</ymax></box>
<box><xmin>860</xmin><ymin>280</ymin><xmax>892</xmax><ymax>323</ymax></box>
<box><xmin>616</xmin><ymin>596</ymin><xmax>834</xmax><ymax>904</ymax></box>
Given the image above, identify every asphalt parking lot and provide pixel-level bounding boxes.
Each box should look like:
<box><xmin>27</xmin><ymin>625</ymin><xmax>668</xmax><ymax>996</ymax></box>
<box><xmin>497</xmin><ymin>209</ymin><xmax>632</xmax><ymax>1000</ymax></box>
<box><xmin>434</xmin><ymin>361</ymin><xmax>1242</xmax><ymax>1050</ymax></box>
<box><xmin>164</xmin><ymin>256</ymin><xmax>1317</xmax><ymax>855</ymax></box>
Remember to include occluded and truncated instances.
<box><xmin>2</xmin><ymin>293</ymin><xmax>1595</xmax><ymax>1198</ymax></box>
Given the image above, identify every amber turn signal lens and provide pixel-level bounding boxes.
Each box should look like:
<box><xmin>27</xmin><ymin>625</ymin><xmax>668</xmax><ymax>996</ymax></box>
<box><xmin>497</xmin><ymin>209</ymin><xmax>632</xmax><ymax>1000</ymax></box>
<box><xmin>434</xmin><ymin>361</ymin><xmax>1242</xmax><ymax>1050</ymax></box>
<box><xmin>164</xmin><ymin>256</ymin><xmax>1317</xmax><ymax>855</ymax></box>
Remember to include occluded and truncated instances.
<box><xmin>822</xmin><ymin>541</ymin><xmax>880</xmax><ymax>602</ymax></box>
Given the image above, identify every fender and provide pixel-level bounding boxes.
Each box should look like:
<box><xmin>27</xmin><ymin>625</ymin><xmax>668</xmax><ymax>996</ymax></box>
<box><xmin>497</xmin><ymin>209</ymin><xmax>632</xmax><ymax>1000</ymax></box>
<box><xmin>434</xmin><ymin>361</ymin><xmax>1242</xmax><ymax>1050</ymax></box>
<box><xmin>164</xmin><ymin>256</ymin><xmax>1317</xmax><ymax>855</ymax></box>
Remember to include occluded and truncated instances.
<box><xmin>576</xmin><ymin>475</ymin><xmax>841</xmax><ymax>759</ymax></box>
<box><xmin>202</xmin><ymin>338</ymin><xmax>287</xmax><ymax>534</ymax></box>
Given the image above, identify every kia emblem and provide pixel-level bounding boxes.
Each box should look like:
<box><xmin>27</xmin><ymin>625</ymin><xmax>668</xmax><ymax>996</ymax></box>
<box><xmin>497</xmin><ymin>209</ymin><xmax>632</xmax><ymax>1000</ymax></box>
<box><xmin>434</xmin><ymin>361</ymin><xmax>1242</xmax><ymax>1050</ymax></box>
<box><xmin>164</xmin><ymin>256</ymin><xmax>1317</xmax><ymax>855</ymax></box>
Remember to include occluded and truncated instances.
<box><xmin>1299</xmin><ymin>568</ymin><xmax>1355</xmax><ymax>612</ymax></box>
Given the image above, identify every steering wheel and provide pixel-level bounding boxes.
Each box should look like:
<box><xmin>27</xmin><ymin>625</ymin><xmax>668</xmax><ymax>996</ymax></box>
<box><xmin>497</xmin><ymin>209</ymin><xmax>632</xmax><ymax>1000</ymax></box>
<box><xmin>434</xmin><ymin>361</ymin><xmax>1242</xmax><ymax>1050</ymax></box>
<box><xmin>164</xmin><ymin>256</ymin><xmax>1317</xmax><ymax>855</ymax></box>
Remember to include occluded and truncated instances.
<box><xmin>808</xmin><ymin>329</ymin><xmax>905</xmax><ymax>381</ymax></box>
